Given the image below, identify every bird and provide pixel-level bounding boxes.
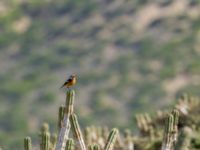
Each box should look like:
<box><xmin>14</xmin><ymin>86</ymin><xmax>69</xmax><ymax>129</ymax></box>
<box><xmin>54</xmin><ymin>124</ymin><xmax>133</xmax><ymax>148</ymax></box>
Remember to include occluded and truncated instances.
<box><xmin>60</xmin><ymin>74</ymin><xmax>77</xmax><ymax>89</ymax></box>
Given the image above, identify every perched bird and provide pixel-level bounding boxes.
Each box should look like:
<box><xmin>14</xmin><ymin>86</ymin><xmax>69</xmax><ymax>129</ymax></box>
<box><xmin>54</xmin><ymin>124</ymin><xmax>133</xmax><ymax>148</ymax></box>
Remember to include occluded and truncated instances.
<box><xmin>60</xmin><ymin>74</ymin><xmax>77</xmax><ymax>89</ymax></box>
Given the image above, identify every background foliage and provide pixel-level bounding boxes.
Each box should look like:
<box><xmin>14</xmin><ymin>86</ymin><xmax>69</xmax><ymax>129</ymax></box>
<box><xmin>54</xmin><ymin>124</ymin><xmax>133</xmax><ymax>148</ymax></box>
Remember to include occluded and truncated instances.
<box><xmin>0</xmin><ymin>0</ymin><xmax>200</xmax><ymax>149</ymax></box>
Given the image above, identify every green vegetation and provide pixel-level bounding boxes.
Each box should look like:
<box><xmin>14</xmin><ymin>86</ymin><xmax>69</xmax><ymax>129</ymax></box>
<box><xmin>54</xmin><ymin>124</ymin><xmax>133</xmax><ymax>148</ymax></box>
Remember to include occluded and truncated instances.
<box><xmin>1</xmin><ymin>0</ymin><xmax>200</xmax><ymax>149</ymax></box>
<box><xmin>24</xmin><ymin>90</ymin><xmax>200</xmax><ymax>150</ymax></box>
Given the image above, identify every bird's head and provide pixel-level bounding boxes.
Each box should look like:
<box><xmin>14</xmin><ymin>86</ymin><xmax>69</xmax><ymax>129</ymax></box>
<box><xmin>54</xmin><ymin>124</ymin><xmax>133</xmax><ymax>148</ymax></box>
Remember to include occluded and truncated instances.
<box><xmin>70</xmin><ymin>74</ymin><xmax>76</xmax><ymax>78</ymax></box>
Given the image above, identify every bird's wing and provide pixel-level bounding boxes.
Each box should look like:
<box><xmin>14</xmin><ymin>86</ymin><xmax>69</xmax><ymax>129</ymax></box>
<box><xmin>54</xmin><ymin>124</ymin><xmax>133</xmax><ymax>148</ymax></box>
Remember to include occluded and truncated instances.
<box><xmin>60</xmin><ymin>78</ymin><xmax>72</xmax><ymax>88</ymax></box>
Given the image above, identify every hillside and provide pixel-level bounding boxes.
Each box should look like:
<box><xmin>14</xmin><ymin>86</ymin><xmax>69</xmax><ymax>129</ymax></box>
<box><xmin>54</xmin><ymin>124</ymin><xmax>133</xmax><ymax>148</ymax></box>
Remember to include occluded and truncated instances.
<box><xmin>0</xmin><ymin>0</ymin><xmax>200</xmax><ymax>149</ymax></box>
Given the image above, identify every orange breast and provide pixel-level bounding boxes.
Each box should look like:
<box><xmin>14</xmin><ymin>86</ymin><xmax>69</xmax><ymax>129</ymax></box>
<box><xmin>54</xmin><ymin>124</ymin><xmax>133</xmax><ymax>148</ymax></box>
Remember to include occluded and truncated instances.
<box><xmin>66</xmin><ymin>78</ymin><xmax>76</xmax><ymax>86</ymax></box>
<box><xmin>72</xmin><ymin>78</ymin><xmax>76</xmax><ymax>85</ymax></box>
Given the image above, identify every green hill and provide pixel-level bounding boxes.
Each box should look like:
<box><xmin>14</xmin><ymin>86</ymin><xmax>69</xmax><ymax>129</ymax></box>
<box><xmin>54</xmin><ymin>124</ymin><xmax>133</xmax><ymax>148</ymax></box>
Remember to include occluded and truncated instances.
<box><xmin>1</xmin><ymin>0</ymin><xmax>200</xmax><ymax>149</ymax></box>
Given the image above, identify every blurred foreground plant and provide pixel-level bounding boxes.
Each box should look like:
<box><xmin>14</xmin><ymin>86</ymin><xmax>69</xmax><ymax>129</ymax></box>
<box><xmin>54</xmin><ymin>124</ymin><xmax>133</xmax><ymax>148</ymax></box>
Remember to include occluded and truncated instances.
<box><xmin>24</xmin><ymin>92</ymin><xmax>200</xmax><ymax>150</ymax></box>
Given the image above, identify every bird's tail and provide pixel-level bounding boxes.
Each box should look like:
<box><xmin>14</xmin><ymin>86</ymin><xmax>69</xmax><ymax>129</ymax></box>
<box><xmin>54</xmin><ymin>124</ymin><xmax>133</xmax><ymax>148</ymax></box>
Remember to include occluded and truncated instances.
<box><xmin>60</xmin><ymin>84</ymin><xmax>65</xmax><ymax>89</ymax></box>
